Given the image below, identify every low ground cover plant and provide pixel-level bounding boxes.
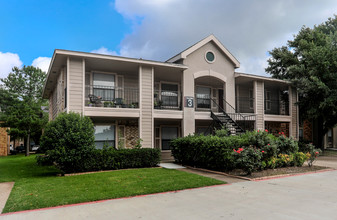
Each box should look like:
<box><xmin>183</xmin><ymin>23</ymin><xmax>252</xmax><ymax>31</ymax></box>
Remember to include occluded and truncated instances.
<box><xmin>38</xmin><ymin>112</ymin><xmax>160</xmax><ymax>173</ymax></box>
<box><xmin>171</xmin><ymin>130</ymin><xmax>322</xmax><ymax>175</ymax></box>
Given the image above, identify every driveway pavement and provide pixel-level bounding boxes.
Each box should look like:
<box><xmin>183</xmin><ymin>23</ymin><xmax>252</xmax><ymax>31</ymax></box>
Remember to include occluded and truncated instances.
<box><xmin>1</xmin><ymin>170</ymin><xmax>337</xmax><ymax>220</ymax></box>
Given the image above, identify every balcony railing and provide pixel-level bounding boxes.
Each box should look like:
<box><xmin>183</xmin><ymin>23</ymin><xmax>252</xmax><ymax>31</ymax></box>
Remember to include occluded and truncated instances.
<box><xmin>85</xmin><ymin>85</ymin><xmax>139</xmax><ymax>108</ymax></box>
<box><xmin>195</xmin><ymin>94</ymin><xmax>211</xmax><ymax>109</ymax></box>
<box><xmin>236</xmin><ymin>97</ymin><xmax>254</xmax><ymax>113</ymax></box>
<box><xmin>264</xmin><ymin>99</ymin><xmax>289</xmax><ymax>115</ymax></box>
<box><xmin>154</xmin><ymin>89</ymin><xmax>182</xmax><ymax>110</ymax></box>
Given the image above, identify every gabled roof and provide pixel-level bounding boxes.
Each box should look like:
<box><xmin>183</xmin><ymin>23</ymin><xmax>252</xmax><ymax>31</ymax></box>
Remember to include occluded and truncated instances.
<box><xmin>166</xmin><ymin>34</ymin><xmax>240</xmax><ymax>68</ymax></box>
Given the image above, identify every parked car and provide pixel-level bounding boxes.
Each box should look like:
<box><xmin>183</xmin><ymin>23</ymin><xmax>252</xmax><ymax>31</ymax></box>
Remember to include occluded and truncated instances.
<box><xmin>15</xmin><ymin>145</ymin><xmax>26</xmax><ymax>153</ymax></box>
<box><xmin>32</xmin><ymin>145</ymin><xmax>40</xmax><ymax>151</ymax></box>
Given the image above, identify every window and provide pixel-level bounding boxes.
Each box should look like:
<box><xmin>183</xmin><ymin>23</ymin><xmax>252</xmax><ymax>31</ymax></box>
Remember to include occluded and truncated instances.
<box><xmin>161</xmin><ymin>83</ymin><xmax>178</xmax><ymax>107</ymax></box>
<box><xmin>249</xmin><ymin>89</ymin><xmax>254</xmax><ymax>109</ymax></box>
<box><xmin>196</xmin><ymin>127</ymin><xmax>210</xmax><ymax>135</ymax></box>
<box><xmin>265</xmin><ymin>90</ymin><xmax>271</xmax><ymax>111</ymax></box>
<box><xmin>205</xmin><ymin>51</ymin><xmax>215</xmax><ymax>63</ymax></box>
<box><xmin>196</xmin><ymin>86</ymin><xmax>211</xmax><ymax>108</ymax></box>
<box><xmin>94</xmin><ymin>125</ymin><xmax>115</xmax><ymax>149</ymax></box>
<box><xmin>161</xmin><ymin>127</ymin><xmax>178</xmax><ymax>150</ymax></box>
<box><xmin>93</xmin><ymin>73</ymin><xmax>115</xmax><ymax>101</ymax></box>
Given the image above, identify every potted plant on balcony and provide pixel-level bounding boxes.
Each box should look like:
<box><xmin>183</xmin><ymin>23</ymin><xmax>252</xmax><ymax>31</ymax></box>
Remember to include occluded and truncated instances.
<box><xmin>88</xmin><ymin>102</ymin><xmax>94</xmax><ymax>107</ymax></box>
<box><xmin>154</xmin><ymin>100</ymin><xmax>163</xmax><ymax>109</ymax></box>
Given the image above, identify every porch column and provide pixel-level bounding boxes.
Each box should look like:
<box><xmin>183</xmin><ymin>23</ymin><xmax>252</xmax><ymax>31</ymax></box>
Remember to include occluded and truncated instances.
<box><xmin>182</xmin><ymin>71</ymin><xmax>195</xmax><ymax>136</ymax></box>
<box><xmin>139</xmin><ymin>66</ymin><xmax>154</xmax><ymax>148</ymax></box>
<box><xmin>254</xmin><ymin>80</ymin><xmax>264</xmax><ymax>131</ymax></box>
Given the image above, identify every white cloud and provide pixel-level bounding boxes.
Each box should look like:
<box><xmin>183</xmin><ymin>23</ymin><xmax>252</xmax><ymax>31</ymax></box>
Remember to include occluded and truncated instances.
<box><xmin>32</xmin><ymin>57</ymin><xmax>52</xmax><ymax>73</ymax></box>
<box><xmin>0</xmin><ymin>52</ymin><xmax>23</xmax><ymax>79</ymax></box>
<box><xmin>113</xmin><ymin>0</ymin><xmax>337</xmax><ymax>76</ymax></box>
<box><xmin>91</xmin><ymin>47</ymin><xmax>118</xmax><ymax>56</ymax></box>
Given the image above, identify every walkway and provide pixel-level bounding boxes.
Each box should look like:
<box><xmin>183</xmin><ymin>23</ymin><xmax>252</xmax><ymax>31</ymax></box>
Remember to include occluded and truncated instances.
<box><xmin>2</xmin><ymin>170</ymin><xmax>337</xmax><ymax>220</ymax></box>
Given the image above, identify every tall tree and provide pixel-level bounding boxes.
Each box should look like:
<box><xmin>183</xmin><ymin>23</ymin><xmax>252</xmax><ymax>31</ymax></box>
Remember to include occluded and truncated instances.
<box><xmin>0</xmin><ymin>66</ymin><xmax>48</xmax><ymax>156</ymax></box>
<box><xmin>266</xmin><ymin>15</ymin><xmax>337</xmax><ymax>149</ymax></box>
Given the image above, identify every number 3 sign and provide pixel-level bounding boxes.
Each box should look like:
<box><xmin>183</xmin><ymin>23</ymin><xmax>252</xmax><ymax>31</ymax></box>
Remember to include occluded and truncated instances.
<box><xmin>185</xmin><ymin>97</ymin><xmax>194</xmax><ymax>108</ymax></box>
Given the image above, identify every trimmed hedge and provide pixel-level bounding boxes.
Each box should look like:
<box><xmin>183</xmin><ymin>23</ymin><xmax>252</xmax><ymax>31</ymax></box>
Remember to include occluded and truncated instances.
<box><xmin>37</xmin><ymin>112</ymin><xmax>160</xmax><ymax>174</ymax></box>
<box><xmin>171</xmin><ymin>130</ymin><xmax>320</xmax><ymax>174</ymax></box>
<box><xmin>38</xmin><ymin>148</ymin><xmax>160</xmax><ymax>174</ymax></box>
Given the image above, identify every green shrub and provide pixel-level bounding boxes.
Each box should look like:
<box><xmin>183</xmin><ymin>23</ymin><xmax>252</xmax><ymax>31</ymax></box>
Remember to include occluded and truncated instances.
<box><xmin>40</xmin><ymin>112</ymin><xmax>95</xmax><ymax>152</ymax></box>
<box><xmin>293</xmin><ymin>152</ymin><xmax>308</xmax><ymax>167</ymax></box>
<box><xmin>232</xmin><ymin>147</ymin><xmax>263</xmax><ymax>175</ymax></box>
<box><xmin>277</xmin><ymin>153</ymin><xmax>294</xmax><ymax>167</ymax></box>
<box><xmin>260</xmin><ymin>143</ymin><xmax>278</xmax><ymax>161</ymax></box>
<box><xmin>275</xmin><ymin>135</ymin><xmax>298</xmax><ymax>154</ymax></box>
<box><xmin>242</xmin><ymin>130</ymin><xmax>275</xmax><ymax>148</ymax></box>
<box><xmin>214</xmin><ymin>127</ymin><xmax>229</xmax><ymax>137</ymax></box>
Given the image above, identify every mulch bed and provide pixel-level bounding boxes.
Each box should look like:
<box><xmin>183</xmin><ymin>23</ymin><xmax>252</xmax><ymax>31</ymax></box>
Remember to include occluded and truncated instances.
<box><xmin>184</xmin><ymin>164</ymin><xmax>332</xmax><ymax>181</ymax></box>
<box><xmin>227</xmin><ymin>165</ymin><xmax>329</xmax><ymax>179</ymax></box>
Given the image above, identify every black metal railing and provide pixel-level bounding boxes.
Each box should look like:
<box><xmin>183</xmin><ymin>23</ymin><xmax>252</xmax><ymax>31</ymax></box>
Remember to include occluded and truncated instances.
<box><xmin>154</xmin><ymin>89</ymin><xmax>182</xmax><ymax>110</ymax></box>
<box><xmin>236</xmin><ymin>97</ymin><xmax>254</xmax><ymax>113</ymax></box>
<box><xmin>212</xmin><ymin>98</ymin><xmax>255</xmax><ymax>132</ymax></box>
<box><xmin>195</xmin><ymin>94</ymin><xmax>211</xmax><ymax>109</ymax></box>
<box><xmin>264</xmin><ymin>99</ymin><xmax>289</xmax><ymax>115</ymax></box>
<box><xmin>85</xmin><ymin>85</ymin><xmax>139</xmax><ymax>108</ymax></box>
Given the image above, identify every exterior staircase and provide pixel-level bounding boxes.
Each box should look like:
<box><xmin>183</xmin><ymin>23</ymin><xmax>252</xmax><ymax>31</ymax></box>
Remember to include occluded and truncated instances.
<box><xmin>209</xmin><ymin>98</ymin><xmax>255</xmax><ymax>135</ymax></box>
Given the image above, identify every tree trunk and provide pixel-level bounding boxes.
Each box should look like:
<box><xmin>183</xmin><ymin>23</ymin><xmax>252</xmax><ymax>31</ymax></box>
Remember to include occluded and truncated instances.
<box><xmin>25</xmin><ymin>134</ymin><xmax>30</xmax><ymax>156</ymax></box>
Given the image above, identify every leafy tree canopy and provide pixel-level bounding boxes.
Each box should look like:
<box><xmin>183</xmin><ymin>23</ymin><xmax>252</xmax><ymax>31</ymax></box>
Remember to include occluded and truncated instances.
<box><xmin>0</xmin><ymin>66</ymin><xmax>48</xmax><ymax>155</ymax></box>
<box><xmin>266</xmin><ymin>15</ymin><xmax>337</xmax><ymax>141</ymax></box>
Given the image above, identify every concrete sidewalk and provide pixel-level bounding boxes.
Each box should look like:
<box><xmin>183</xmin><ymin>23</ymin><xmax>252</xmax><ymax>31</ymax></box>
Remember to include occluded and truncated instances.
<box><xmin>0</xmin><ymin>182</ymin><xmax>14</xmax><ymax>214</ymax></box>
<box><xmin>2</xmin><ymin>170</ymin><xmax>337</xmax><ymax>220</ymax></box>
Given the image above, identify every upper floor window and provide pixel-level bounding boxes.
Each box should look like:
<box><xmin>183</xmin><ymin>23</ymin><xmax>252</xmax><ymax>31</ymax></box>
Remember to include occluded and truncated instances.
<box><xmin>196</xmin><ymin>86</ymin><xmax>211</xmax><ymax>108</ymax></box>
<box><xmin>93</xmin><ymin>73</ymin><xmax>115</xmax><ymax>101</ymax></box>
<box><xmin>205</xmin><ymin>51</ymin><xmax>215</xmax><ymax>63</ymax></box>
<box><xmin>161</xmin><ymin>83</ymin><xmax>178</xmax><ymax>107</ymax></box>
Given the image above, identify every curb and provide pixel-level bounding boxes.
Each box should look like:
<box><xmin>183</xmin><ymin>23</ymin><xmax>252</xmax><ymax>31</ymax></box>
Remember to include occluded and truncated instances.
<box><xmin>184</xmin><ymin>166</ymin><xmax>251</xmax><ymax>181</ymax></box>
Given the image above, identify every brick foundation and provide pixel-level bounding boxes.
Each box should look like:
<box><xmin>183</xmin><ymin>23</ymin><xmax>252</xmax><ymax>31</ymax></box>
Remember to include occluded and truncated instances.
<box><xmin>0</xmin><ymin>127</ymin><xmax>9</xmax><ymax>156</ymax></box>
<box><xmin>265</xmin><ymin>122</ymin><xmax>289</xmax><ymax>137</ymax></box>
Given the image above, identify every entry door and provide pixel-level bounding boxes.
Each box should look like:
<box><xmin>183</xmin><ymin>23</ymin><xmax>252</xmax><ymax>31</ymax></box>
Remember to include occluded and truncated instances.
<box><xmin>218</xmin><ymin>89</ymin><xmax>224</xmax><ymax>111</ymax></box>
<box><xmin>161</xmin><ymin>127</ymin><xmax>178</xmax><ymax>150</ymax></box>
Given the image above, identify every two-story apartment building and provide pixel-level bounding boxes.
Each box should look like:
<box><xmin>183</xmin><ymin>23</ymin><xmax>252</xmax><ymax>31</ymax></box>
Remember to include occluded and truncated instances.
<box><xmin>43</xmin><ymin>35</ymin><xmax>298</xmax><ymax>154</ymax></box>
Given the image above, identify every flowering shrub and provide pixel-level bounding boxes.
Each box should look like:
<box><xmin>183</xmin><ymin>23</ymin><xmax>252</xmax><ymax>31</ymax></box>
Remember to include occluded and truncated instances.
<box><xmin>293</xmin><ymin>152</ymin><xmax>308</xmax><ymax>167</ymax></box>
<box><xmin>232</xmin><ymin>147</ymin><xmax>262</xmax><ymax>175</ymax></box>
<box><xmin>277</xmin><ymin>153</ymin><xmax>294</xmax><ymax>167</ymax></box>
<box><xmin>304</xmin><ymin>143</ymin><xmax>322</xmax><ymax>167</ymax></box>
<box><xmin>275</xmin><ymin>135</ymin><xmax>298</xmax><ymax>154</ymax></box>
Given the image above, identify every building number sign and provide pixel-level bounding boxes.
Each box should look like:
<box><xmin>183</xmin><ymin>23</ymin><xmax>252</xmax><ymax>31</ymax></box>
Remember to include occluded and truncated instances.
<box><xmin>185</xmin><ymin>96</ymin><xmax>194</xmax><ymax>108</ymax></box>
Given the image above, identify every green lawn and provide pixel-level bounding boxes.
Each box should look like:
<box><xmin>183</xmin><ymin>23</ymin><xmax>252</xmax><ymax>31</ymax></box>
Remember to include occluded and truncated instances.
<box><xmin>0</xmin><ymin>155</ymin><xmax>224</xmax><ymax>213</ymax></box>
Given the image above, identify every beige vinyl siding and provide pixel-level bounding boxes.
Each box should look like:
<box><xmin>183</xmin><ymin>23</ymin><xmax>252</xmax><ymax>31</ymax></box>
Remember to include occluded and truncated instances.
<box><xmin>49</xmin><ymin>93</ymin><xmax>53</xmax><ymax>121</ymax></box>
<box><xmin>52</xmin><ymin>89</ymin><xmax>58</xmax><ymax>120</ymax></box>
<box><xmin>255</xmin><ymin>81</ymin><xmax>264</xmax><ymax>130</ymax></box>
<box><xmin>140</xmin><ymin>66</ymin><xmax>153</xmax><ymax>148</ymax></box>
<box><xmin>291</xmin><ymin>88</ymin><xmax>298</xmax><ymax>138</ymax></box>
<box><xmin>68</xmin><ymin>58</ymin><xmax>84</xmax><ymax>113</ymax></box>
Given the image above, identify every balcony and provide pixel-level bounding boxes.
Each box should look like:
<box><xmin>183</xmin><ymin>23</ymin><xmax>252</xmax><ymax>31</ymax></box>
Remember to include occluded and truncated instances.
<box><xmin>236</xmin><ymin>97</ymin><xmax>254</xmax><ymax>113</ymax></box>
<box><xmin>85</xmin><ymin>85</ymin><xmax>139</xmax><ymax>108</ymax></box>
<box><xmin>264</xmin><ymin>99</ymin><xmax>289</xmax><ymax>115</ymax></box>
<box><xmin>154</xmin><ymin>89</ymin><xmax>182</xmax><ymax>110</ymax></box>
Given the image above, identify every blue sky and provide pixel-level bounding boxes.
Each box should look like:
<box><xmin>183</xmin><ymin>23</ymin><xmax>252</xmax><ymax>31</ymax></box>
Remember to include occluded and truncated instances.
<box><xmin>1</xmin><ymin>0</ymin><xmax>337</xmax><ymax>78</ymax></box>
<box><xmin>0</xmin><ymin>0</ymin><xmax>132</xmax><ymax>66</ymax></box>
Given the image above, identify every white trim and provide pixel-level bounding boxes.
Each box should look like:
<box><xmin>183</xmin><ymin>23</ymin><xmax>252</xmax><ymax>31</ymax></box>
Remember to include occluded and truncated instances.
<box><xmin>139</xmin><ymin>66</ymin><xmax>142</xmax><ymax>140</ymax></box>
<box><xmin>82</xmin><ymin>59</ymin><xmax>85</xmax><ymax>115</ymax></box>
<box><xmin>151</xmin><ymin>67</ymin><xmax>154</xmax><ymax>149</ymax></box>
<box><xmin>205</xmin><ymin>50</ymin><xmax>216</xmax><ymax>64</ymax></box>
<box><xmin>194</xmin><ymin>70</ymin><xmax>227</xmax><ymax>83</ymax></box>
<box><xmin>235</xmin><ymin>72</ymin><xmax>290</xmax><ymax>84</ymax></box>
<box><xmin>66</xmin><ymin>57</ymin><xmax>70</xmax><ymax>113</ymax></box>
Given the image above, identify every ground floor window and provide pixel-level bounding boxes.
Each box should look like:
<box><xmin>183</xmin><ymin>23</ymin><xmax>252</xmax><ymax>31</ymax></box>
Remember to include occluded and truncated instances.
<box><xmin>94</xmin><ymin>125</ymin><xmax>115</xmax><ymax>149</ymax></box>
<box><xmin>161</xmin><ymin>127</ymin><xmax>178</xmax><ymax>150</ymax></box>
<box><xmin>196</xmin><ymin>127</ymin><xmax>210</xmax><ymax>135</ymax></box>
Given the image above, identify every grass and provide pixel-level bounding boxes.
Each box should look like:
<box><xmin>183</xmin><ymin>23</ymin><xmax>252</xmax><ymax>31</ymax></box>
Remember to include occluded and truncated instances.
<box><xmin>0</xmin><ymin>155</ymin><xmax>224</xmax><ymax>213</ymax></box>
